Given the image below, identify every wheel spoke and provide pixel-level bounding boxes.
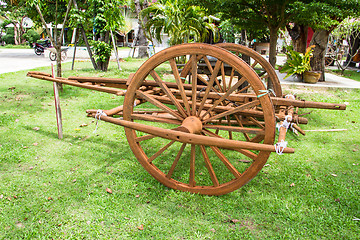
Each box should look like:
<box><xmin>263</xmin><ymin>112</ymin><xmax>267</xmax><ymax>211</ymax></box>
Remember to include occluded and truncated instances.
<box><xmin>234</xmin><ymin>114</ymin><xmax>251</xmax><ymax>141</ymax></box>
<box><xmin>197</xmin><ymin>59</ymin><xmax>223</xmax><ymax>114</ymax></box>
<box><xmin>136</xmin><ymin>90</ymin><xmax>184</xmax><ymax>121</ymax></box>
<box><xmin>191</xmin><ymin>55</ymin><xmax>198</xmax><ymax>116</ymax></box>
<box><xmin>202</xmin><ymin>55</ymin><xmax>214</xmax><ymax>74</ymax></box>
<box><xmin>180</xmin><ymin>54</ymin><xmax>203</xmax><ymax>80</ymax></box>
<box><xmin>221</xmin><ymin>62</ymin><xmax>227</xmax><ymax>91</ymax></box>
<box><xmin>215</xmin><ymin>117</ymin><xmax>223</xmax><ymax>135</ymax></box>
<box><xmin>210</xmin><ymin>146</ymin><xmax>241</xmax><ymax>179</ymax></box>
<box><xmin>200</xmin><ymin>76</ymin><xmax>247</xmax><ymax>119</ymax></box>
<box><xmin>150</xmin><ymin>70</ymin><xmax>188</xmax><ymax>118</ymax></box>
<box><xmin>236</xmin><ymin>84</ymin><xmax>251</xmax><ymax>94</ymax></box>
<box><xmin>169</xmin><ymin>58</ymin><xmax>191</xmax><ymax>115</ymax></box>
<box><xmin>202</xmin><ymin>129</ymin><xmax>258</xmax><ymax>160</ymax></box>
<box><xmin>228</xmin><ymin>67</ymin><xmax>235</xmax><ymax>88</ymax></box>
<box><xmin>250</xmin><ymin>134</ymin><xmax>265</xmax><ymax>143</ymax></box>
<box><xmin>248</xmin><ymin>116</ymin><xmax>265</xmax><ymax>129</ymax></box>
<box><xmin>202</xmin><ymin>100</ymin><xmax>260</xmax><ymax>124</ymax></box>
<box><xmin>200</xmin><ymin>145</ymin><xmax>219</xmax><ymax>187</ymax></box>
<box><xmin>135</xmin><ymin>134</ymin><xmax>156</xmax><ymax>142</ymax></box>
<box><xmin>251</xmin><ymin>60</ymin><xmax>259</xmax><ymax>68</ymax></box>
<box><xmin>226</xmin><ymin>116</ymin><xmax>233</xmax><ymax>140</ymax></box>
<box><xmin>197</xmin><ymin>74</ymin><xmax>213</xmax><ymax>88</ymax></box>
<box><xmin>259</xmin><ymin>72</ymin><xmax>267</xmax><ymax>78</ymax></box>
<box><xmin>189</xmin><ymin>144</ymin><xmax>196</xmax><ymax>187</ymax></box>
<box><xmin>166</xmin><ymin>143</ymin><xmax>187</xmax><ymax>179</ymax></box>
<box><xmin>148</xmin><ymin>140</ymin><xmax>175</xmax><ymax>163</ymax></box>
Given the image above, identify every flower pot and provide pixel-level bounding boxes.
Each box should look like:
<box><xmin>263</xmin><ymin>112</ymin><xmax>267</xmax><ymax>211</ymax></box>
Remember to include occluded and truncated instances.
<box><xmin>303</xmin><ymin>71</ymin><xmax>321</xmax><ymax>83</ymax></box>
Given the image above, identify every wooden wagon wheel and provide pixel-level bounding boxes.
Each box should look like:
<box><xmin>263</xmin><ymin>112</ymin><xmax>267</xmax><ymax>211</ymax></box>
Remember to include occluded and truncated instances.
<box><xmin>122</xmin><ymin>43</ymin><xmax>277</xmax><ymax>195</ymax></box>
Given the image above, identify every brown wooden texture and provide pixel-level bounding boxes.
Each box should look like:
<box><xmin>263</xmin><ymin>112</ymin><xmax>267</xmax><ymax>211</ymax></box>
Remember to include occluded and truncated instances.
<box><xmin>122</xmin><ymin>43</ymin><xmax>277</xmax><ymax>195</ymax></box>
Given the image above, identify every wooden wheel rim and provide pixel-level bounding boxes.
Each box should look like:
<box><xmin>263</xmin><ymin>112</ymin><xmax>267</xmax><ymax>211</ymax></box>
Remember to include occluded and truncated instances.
<box><xmin>123</xmin><ymin>43</ymin><xmax>275</xmax><ymax>195</ymax></box>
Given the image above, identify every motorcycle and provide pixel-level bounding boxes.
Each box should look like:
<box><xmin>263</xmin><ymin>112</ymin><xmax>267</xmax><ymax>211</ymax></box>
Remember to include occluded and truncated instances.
<box><xmin>33</xmin><ymin>40</ymin><xmax>52</xmax><ymax>55</ymax></box>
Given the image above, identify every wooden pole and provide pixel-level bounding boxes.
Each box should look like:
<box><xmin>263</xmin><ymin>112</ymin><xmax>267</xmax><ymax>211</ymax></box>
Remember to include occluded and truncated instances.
<box><xmin>110</xmin><ymin>28</ymin><xmax>121</xmax><ymax>70</ymax></box>
<box><xmin>72</xmin><ymin>0</ymin><xmax>98</xmax><ymax>70</ymax></box>
<box><xmin>52</xmin><ymin>64</ymin><xmax>63</xmax><ymax>139</ymax></box>
<box><xmin>71</xmin><ymin>29</ymin><xmax>78</xmax><ymax>70</ymax></box>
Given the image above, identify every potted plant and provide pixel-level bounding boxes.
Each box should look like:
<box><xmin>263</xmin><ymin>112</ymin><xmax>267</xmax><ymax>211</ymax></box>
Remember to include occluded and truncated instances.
<box><xmin>280</xmin><ymin>45</ymin><xmax>321</xmax><ymax>83</ymax></box>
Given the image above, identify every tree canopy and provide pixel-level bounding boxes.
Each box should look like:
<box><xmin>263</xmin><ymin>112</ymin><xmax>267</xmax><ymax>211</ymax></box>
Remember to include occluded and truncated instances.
<box><xmin>141</xmin><ymin>0</ymin><xmax>217</xmax><ymax>46</ymax></box>
<box><xmin>190</xmin><ymin>0</ymin><xmax>308</xmax><ymax>66</ymax></box>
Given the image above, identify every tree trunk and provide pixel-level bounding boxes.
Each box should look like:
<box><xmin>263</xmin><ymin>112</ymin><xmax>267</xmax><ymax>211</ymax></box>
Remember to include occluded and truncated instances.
<box><xmin>269</xmin><ymin>27</ymin><xmax>278</xmax><ymax>67</ymax></box>
<box><xmin>55</xmin><ymin>43</ymin><xmax>63</xmax><ymax>91</ymax></box>
<box><xmin>134</xmin><ymin>0</ymin><xmax>149</xmax><ymax>58</ymax></box>
<box><xmin>96</xmin><ymin>57</ymin><xmax>110</xmax><ymax>71</ymax></box>
<box><xmin>73</xmin><ymin>0</ymin><xmax>98</xmax><ymax>70</ymax></box>
<box><xmin>344</xmin><ymin>33</ymin><xmax>360</xmax><ymax>67</ymax></box>
<box><xmin>294</xmin><ymin>25</ymin><xmax>308</xmax><ymax>54</ymax></box>
<box><xmin>13</xmin><ymin>24</ymin><xmax>19</xmax><ymax>45</ymax></box>
<box><xmin>20</xmin><ymin>17</ymin><xmax>26</xmax><ymax>44</ymax></box>
<box><xmin>310</xmin><ymin>29</ymin><xmax>331</xmax><ymax>82</ymax></box>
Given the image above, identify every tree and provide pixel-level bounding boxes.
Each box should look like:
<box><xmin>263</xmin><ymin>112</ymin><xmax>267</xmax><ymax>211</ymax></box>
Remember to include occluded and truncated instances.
<box><xmin>0</xmin><ymin>0</ymin><xmax>28</xmax><ymax>45</ymax></box>
<box><xmin>141</xmin><ymin>0</ymin><xmax>217</xmax><ymax>46</ymax></box>
<box><xmin>134</xmin><ymin>0</ymin><xmax>150</xmax><ymax>58</ymax></box>
<box><xmin>70</xmin><ymin>0</ymin><xmax>125</xmax><ymax>71</ymax></box>
<box><xmin>288</xmin><ymin>1</ymin><xmax>360</xmax><ymax>81</ymax></box>
<box><xmin>191</xmin><ymin>0</ymin><xmax>306</xmax><ymax>67</ymax></box>
<box><xmin>26</xmin><ymin>0</ymin><xmax>73</xmax><ymax>91</ymax></box>
<box><xmin>330</xmin><ymin>18</ymin><xmax>360</xmax><ymax>74</ymax></box>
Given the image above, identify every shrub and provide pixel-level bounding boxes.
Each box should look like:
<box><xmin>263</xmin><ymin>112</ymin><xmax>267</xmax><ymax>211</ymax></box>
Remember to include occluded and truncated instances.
<box><xmin>23</xmin><ymin>29</ymin><xmax>41</xmax><ymax>46</ymax></box>
<box><xmin>2</xmin><ymin>27</ymin><xmax>15</xmax><ymax>45</ymax></box>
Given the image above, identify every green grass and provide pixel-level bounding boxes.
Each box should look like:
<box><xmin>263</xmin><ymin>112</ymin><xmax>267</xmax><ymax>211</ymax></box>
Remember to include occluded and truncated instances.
<box><xmin>330</xmin><ymin>69</ymin><xmax>360</xmax><ymax>82</ymax></box>
<box><xmin>0</xmin><ymin>44</ymin><xmax>32</xmax><ymax>49</ymax></box>
<box><xmin>1</xmin><ymin>60</ymin><xmax>360</xmax><ymax>239</ymax></box>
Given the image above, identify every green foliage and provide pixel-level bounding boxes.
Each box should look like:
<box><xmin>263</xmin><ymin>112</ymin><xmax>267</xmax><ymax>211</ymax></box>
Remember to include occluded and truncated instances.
<box><xmin>141</xmin><ymin>0</ymin><xmax>218</xmax><ymax>46</ymax></box>
<box><xmin>25</xmin><ymin>0</ymin><xmax>70</xmax><ymax>29</ymax></box>
<box><xmin>332</xmin><ymin>17</ymin><xmax>360</xmax><ymax>40</ymax></box>
<box><xmin>2</xmin><ymin>28</ymin><xmax>15</xmax><ymax>45</ymax></box>
<box><xmin>68</xmin><ymin>8</ymin><xmax>87</xmax><ymax>27</ymax></box>
<box><xmin>290</xmin><ymin>1</ymin><xmax>360</xmax><ymax>31</ymax></box>
<box><xmin>85</xmin><ymin>0</ymin><xmax>125</xmax><ymax>35</ymax></box>
<box><xmin>90</xmin><ymin>40</ymin><xmax>112</xmax><ymax>63</ymax></box>
<box><xmin>280</xmin><ymin>45</ymin><xmax>314</xmax><ymax>79</ymax></box>
<box><xmin>219</xmin><ymin>20</ymin><xmax>238</xmax><ymax>43</ymax></box>
<box><xmin>22</xmin><ymin>29</ymin><xmax>41</xmax><ymax>46</ymax></box>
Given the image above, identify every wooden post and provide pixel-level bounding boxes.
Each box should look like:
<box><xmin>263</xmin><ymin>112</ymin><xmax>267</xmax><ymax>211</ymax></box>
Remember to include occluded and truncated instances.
<box><xmin>71</xmin><ymin>29</ymin><xmax>78</xmax><ymax>70</ymax></box>
<box><xmin>110</xmin><ymin>28</ymin><xmax>122</xmax><ymax>70</ymax></box>
<box><xmin>52</xmin><ymin>64</ymin><xmax>63</xmax><ymax>139</ymax></box>
<box><xmin>73</xmin><ymin>0</ymin><xmax>98</xmax><ymax>70</ymax></box>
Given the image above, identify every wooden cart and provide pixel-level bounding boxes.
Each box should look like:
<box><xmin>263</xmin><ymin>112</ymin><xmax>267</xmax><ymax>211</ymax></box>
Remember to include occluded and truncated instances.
<box><xmin>27</xmin><ymin>43</ymin><xmax>346</xmax><ymax>195</ymax></box>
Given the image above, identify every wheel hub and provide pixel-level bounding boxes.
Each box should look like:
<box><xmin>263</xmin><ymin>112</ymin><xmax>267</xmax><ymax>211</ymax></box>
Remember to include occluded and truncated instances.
<box><xmin>178</xmin><ymin>116</ymin><xmax>203</xmax><ymax>134</ymax></box>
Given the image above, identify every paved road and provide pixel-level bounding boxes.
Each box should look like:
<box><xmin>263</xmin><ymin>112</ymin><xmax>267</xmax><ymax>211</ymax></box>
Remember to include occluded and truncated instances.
<box><xmin>1</xmin><ymin>48</ymin><xmax>360</xmax><ymax>89</ymax></box>
<box><xmin>0</xmin><ymin>48</ymin><xmax>56</xmax><ymax>74</ymax></box>
<box><xmin>0</xmin><ymin>47</ymin><xmax>138</xmax><ymax>74</ymax></box>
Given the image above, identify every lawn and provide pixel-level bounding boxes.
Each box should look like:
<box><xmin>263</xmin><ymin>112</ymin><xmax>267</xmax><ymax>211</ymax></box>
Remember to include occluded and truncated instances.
<box><xmin>330</xmin><ymin>69</ymin><xmax>360</xmax><ymax>82</ymax></box>
<box><xmin>0</xmin><ymin>44</ymin><xmax>32</xmax><ymax>49</ymax></box>
<box><xmin>1</xmin><ymin>60</ymin><xmax>359</xmax><ymax>239</ymax></box>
